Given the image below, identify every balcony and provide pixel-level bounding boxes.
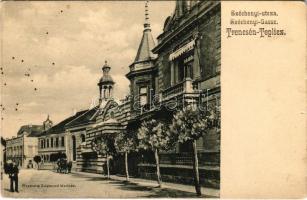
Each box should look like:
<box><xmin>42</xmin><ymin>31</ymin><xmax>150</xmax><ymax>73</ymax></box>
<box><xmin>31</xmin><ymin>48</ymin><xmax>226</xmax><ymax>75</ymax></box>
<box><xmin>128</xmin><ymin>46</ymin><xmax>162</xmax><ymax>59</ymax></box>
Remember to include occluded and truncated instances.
<box><xmin>162</xmin><ymin>78</ymin><xmax>195</xmax><ymax>100</ymax></box>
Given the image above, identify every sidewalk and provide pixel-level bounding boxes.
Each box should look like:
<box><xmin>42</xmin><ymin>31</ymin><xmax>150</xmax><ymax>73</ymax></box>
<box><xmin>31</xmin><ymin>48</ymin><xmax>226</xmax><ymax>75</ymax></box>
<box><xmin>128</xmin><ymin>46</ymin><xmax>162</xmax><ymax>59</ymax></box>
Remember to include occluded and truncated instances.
<box><xmin>72</xmin><ymin>171</ymin><xmax>220</xmax><ymax>198</ymax></box>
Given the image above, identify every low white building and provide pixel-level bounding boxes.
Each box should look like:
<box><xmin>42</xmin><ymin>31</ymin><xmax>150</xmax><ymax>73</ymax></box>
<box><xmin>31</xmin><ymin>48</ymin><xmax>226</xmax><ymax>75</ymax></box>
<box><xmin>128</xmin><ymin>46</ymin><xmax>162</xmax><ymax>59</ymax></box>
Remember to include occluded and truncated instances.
<box><xmin>6</xmin><ymin>124</ymin><xmax>43</xmax><ymax>168</ymax></box>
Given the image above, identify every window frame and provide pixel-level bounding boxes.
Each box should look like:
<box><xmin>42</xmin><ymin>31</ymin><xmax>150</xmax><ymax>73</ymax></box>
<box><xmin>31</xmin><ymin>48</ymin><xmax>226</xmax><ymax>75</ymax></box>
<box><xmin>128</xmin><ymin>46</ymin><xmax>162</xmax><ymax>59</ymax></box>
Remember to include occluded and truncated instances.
<box><xmin>139</xmin><ymin>86</ymin><xmax>148</xmax><ymax>106</ymax></box>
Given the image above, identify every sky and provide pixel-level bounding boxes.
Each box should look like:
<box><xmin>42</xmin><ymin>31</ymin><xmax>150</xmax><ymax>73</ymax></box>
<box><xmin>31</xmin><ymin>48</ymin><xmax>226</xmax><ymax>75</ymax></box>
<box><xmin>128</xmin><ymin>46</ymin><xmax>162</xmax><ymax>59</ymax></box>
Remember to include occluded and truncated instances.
<box><xmin>1</xmin><ymin>1</ymin><xmax>175</xmax><ymax>138</ymax></box>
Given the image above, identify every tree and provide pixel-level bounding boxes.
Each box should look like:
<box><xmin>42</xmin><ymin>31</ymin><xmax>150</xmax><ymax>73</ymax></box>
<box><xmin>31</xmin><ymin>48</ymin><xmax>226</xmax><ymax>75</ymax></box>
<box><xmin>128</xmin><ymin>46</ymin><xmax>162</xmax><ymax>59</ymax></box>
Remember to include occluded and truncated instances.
<box><xmin>114</xmin><ymin>131</ymin><xmax>136</xmax><ymax>181</ymax></box>
<box><xmin>91</xmin><ymin>135</ymin><xmax>116</xmax><ymax>179</ymax></box>
<box><xmin>137</xmin><ymin>119</ymin><xmax>169</xmax><ymax>187</ymax></box>
<box><xmin>33</xmin><ymin>155</ymin><xmax>42</xmax><ymax>170</ymax></box>
<box><xmin>169</xmin><ymin>105</ymin><xmax>215</xmax><ymax>196</ymax></box>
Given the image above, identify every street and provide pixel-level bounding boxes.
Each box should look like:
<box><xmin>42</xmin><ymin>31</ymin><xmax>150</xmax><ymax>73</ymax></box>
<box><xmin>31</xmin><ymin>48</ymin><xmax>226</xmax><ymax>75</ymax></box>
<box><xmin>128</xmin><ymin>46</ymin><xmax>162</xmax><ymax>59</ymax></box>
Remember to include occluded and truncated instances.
<box><xmin>1</xmin><ymin>169</ymin><xmax>218</xmax><ymax>198</ymax></box>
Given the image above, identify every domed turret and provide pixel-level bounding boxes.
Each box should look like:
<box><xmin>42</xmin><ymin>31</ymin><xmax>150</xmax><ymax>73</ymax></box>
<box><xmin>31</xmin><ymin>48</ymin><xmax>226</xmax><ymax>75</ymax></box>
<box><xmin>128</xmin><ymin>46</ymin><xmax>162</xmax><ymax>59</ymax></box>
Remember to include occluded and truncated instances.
<box><xmin>99</xmin><ymin>61</ymin><xmax>114</xmax><ymax>84</ymax></box>
<box><xmin>98</xmin><ymin>61</ymin><xmax>115</xmax><ymax>103</ymax></box>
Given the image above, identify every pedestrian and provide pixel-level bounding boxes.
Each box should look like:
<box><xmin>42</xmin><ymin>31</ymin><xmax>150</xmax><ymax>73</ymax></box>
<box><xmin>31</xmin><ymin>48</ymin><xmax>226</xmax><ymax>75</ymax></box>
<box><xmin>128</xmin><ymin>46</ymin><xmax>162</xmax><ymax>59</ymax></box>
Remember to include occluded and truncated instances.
<box><xmin>67</xmin><ymin>161</ymin><xmax>72</xmax><ymax>173</ymax></box>
<box><xmin>11</xmin><ymin>162</ymin><xmax>19</xmax><ymax>192</ymax></box>
<box><xmin>5</xmin><ymin>162</ymin><xmax>14</xmax><ymax>192</ymax></box>
<box><xmin>56</xmin><ymin>159</ymin><xmax>61</xmax><ymax>173</ymax></box>
<box><xmin>62</xmin><ymin>158</ymin><xmax>68</xmax><ymax>174</ymax></box>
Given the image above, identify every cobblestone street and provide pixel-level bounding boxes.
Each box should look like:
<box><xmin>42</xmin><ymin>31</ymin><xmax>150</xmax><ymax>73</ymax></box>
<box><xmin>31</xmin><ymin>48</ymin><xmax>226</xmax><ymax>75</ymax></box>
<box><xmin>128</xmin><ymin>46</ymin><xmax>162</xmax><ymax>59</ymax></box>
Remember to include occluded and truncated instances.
<box><xmin>1</xmin><ymin>169</ymin><xmax>219</xmax><ymax>198</ymax></box>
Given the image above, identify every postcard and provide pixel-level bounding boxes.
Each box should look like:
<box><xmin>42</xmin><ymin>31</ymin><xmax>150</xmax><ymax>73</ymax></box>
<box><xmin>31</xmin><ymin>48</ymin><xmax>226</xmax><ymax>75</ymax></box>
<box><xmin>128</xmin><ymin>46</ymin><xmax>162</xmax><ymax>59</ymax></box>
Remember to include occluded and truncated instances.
<box><xmin>0</xmin><ymin>1</ymin><xmax>305</xmax><ymax>198</ymax></box>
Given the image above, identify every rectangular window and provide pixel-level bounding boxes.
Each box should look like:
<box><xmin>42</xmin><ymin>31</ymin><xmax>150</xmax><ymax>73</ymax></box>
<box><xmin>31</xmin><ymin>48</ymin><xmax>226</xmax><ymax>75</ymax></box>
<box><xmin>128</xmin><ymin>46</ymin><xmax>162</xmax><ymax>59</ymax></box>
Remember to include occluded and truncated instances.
<box><xmin>139</xmin><ymin>86</ymin><xmax>148</xmax><ymax>106</ymax></box>
<box><xmin>55</xmin><ymin>138</ymin><xmax>59</xmax><ymax>147</ymax></box>
<box><xmin>46</xmin><ymin>139</ymin><xmax>49</xmax><ymax>148</ymax></box>
<box><xmin>61</xmin><ymin>137</ymin><xmax>65</xmax><ymax>147</ymax></box>
<box><xmin>51</xmin><ymin>138</ymin><xmax>54</xmax><ymax>148</ymax></box>
<box><xmin>178</xmin><ymin>60</ymin><xmax>185</xmax><ymax>82</ymax></box>
<box><xmin>41</xmin><ymin>140</ymin><xmax>44</xmax><ymax>148</ymax></box>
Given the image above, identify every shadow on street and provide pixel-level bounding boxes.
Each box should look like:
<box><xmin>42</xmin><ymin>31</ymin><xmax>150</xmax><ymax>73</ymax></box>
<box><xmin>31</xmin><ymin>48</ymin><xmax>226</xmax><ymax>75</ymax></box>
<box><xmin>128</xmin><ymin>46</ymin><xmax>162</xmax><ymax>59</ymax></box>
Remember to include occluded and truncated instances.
<box><xmin>72</xmin><ymin>173</ymin><xmax>208</xmax><ymax>198</ymax></box>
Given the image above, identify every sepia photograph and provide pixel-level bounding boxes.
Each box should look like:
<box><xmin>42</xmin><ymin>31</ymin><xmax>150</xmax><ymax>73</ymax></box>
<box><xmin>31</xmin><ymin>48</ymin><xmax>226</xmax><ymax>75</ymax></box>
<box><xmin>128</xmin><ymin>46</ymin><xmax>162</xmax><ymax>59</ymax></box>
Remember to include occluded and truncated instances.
<box><xmin>1</xmin><ymin>0</ymin><xmax>221</xmax><ymax>198</ymax></box>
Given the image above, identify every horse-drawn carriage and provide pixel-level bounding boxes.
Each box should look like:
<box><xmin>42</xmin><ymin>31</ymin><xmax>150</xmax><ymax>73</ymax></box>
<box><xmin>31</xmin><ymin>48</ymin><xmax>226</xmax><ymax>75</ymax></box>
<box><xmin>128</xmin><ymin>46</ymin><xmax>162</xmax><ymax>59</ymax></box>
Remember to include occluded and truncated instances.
<box><xmin>56</xmin><ymin>158</ymin><xmax>72</xmax><ymax>174</ymax></box>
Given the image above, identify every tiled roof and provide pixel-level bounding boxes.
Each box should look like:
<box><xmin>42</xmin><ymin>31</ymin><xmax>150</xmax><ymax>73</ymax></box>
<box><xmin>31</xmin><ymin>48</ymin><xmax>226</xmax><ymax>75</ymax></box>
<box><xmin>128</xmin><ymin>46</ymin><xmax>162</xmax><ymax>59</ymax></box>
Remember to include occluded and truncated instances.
<box><xmin>39</xmin><ymin>110</ymin><xmax>88</xmax><ymax>136</ymax></box>
<box><xmin>65</xmin><ymin>106</ymin><xmax>99</xmax><ymax>128</ymax></box>
<box><xmin>17</xmin><ymin>125</ymin><xmax>44</xmax><ymax>137</ymax></box>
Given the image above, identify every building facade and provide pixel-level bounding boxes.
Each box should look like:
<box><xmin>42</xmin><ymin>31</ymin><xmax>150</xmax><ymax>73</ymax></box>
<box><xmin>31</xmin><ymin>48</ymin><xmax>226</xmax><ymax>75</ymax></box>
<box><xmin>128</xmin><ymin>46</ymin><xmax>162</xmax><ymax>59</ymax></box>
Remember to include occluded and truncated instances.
<box><xmin>76</xmin><ymin>61</ymin><xmax>131</xmax><ymax>173</ymax></box>
<box><xmin>75</xmin><ymin>0</ymin><xmax>220</xmax><ymax>189</ymax></box>
<box><xmin>125</xmin><ymin>0</ymin><xmax>221</xmax><ymax>188</ymax></box>
<box><xmin>65</xmin><ymin>106</ymin><xmax>99</xmax><ymax>171</ymax></box>
<box><xmin>7</xmin><ymin>0</ymin><xmax>221</xmax><ymax>190</ymax></box>
<box><xmin>6</xmin><ymin>124</ymin><xmax>44</xmax><ymax>168</ymax></box>
<box><xmin>37</xmin><ymin>113</ymin><xmax>85</xmax><ymax>167</ymax></box>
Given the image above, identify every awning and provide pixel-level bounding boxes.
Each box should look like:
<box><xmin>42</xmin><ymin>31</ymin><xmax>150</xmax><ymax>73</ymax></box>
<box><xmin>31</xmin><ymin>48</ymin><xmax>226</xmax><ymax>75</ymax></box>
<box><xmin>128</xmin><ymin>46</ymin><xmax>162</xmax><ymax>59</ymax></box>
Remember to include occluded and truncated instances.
<box><xmin>169</xmin><ymin>40</ymin><xmax>195</xmax><ymax>61</ymax></box>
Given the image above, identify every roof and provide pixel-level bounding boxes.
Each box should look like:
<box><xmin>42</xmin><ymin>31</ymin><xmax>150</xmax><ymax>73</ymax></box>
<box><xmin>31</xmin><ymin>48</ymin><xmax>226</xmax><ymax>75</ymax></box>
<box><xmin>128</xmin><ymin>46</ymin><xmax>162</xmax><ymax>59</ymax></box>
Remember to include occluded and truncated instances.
<box><xmin>1</xmin><ymin>137</ymin><xmax>6</xmax><ymax>146</ymax></box>
<box><xmin>39</xmin><ymin>110</ymin><xmax>88</xmax><ymax>136</ymax></box>
<box><xmin>99</xmin><ymin>74</ymin><xmax>114</xmax><ymax>84</ymax></box>
<box><xmin>17</xmin><ymin>125</ymin><xmax>44</xmax><ymax>137</ymax></box>
<box><xmin>134</xmin><ymin>29</ymin><xmax>156</xmax><ymax>63</ymax></box>
<box><xmin>99</xmin><ymin>61</ymin><xmax>115</xmax><ymax>85</ymax></box>
<box><xmin>65</xmin><ymin>106</ymin><xmax>99</xmax><ymax>128</ymax></box>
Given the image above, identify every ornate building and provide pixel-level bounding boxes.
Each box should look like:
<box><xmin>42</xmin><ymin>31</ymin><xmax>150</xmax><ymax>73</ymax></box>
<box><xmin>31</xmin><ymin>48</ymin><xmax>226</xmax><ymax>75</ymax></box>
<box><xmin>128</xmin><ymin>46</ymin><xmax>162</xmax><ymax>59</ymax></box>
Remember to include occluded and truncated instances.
<box><xmin>126</xmin><ymin>1</ymin><xmax>157</xmax><ymax>117</ymax></box>
<box><xmin>125</xmin><ymin>0</ymin><xmax>221</xmax><ymax>188</ymax></box>
<box><xmin>75</xmin><ymin>0</ymin><xmax>220</xmax><ymax>189</ymax></box>
<box><xmin>15</xmin><ymin>0</ymin><xmax>220</xmax><ymax>190</ymax></box>
<box><xmin>77</xmin><ymin>61</ymin><xmax>131</xmax><ymax>173</ymax></box>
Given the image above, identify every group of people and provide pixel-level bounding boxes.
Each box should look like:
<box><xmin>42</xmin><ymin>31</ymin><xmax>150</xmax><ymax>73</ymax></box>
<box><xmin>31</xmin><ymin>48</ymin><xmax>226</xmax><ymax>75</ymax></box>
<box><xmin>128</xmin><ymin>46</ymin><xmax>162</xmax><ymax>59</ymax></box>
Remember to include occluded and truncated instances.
<box><xmin>4</xmin><ymin>161</ymin><xmax>19</xmax><ymax>192</ymax></box>
<box><xmin>56</xmin><ymin>158</ymin><xmax>72</xmax><ymax>174</ymax></box>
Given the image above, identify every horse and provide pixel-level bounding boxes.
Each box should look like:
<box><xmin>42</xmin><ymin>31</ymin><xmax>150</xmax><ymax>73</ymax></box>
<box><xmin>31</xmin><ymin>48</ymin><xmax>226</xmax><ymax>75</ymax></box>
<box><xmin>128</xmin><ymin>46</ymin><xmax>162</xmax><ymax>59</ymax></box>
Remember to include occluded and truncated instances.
<box><xmin>57</xmin><ymin>159</ymin><xmax>73</xmax><ymax>174</ymax></box>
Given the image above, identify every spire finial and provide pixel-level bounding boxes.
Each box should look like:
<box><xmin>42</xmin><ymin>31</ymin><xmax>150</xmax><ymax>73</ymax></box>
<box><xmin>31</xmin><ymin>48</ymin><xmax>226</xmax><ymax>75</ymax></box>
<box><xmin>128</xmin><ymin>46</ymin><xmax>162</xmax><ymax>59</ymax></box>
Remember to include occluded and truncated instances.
<box><xmin>102</xmin><ymin>60</ymin><xmax>110</xmax><ymax>72</ymax></box>
<box><xmin>144</xmin><ymin>1</ymin><xmax>150</xmax><ymax>30</ymax></box>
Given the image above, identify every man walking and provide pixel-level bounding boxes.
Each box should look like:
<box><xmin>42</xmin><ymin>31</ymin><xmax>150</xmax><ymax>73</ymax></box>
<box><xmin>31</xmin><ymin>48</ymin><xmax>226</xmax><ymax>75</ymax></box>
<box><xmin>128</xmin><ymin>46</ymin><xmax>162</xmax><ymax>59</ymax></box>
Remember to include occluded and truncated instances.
<box><xmin>11</xmin><ymin>162</ymin><xmax>19</xmax><ymax>192</ymax></box>
<box><xmin>6</xmin><ymin>162</ymin><xmax>14</xmax><ymax>192</ymax></box>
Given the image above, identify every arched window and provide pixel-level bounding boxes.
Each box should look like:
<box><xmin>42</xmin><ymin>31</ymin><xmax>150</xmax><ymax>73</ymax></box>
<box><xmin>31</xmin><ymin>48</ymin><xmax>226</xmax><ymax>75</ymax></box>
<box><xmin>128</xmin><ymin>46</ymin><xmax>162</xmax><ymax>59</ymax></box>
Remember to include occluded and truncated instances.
<box><xmin>72</xmin><ymin>136</ymin><xmax>76</xmax><ymax>161</ymax></box>
<box><xmin>80</xmin><ymin>134</ymin><xmax>85</xmax><ymax>143</ymax></box>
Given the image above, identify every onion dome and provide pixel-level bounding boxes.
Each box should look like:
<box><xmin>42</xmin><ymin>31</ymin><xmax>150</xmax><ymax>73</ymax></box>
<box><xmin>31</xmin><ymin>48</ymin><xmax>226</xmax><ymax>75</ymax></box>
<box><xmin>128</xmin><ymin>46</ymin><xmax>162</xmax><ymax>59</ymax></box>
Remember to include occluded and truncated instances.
<box><xmin>99</xmin><ymin>61</ymin><xmax>114</xmax><ymax>84</ymax></box>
